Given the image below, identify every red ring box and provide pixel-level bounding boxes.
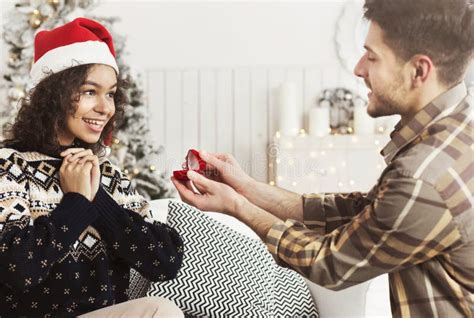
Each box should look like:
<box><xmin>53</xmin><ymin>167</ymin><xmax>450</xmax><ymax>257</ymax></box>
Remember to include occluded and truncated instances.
<box><xmin>173</xmin><ymin>149</ymin><xmax>206</xmax><ymax>181</ymax></box>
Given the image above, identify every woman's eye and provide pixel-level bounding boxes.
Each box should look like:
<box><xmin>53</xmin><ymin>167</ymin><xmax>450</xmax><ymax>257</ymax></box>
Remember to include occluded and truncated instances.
<box><xmin>107</xmin><ymin>92</ymin><xmax>116</xmax><ymax>98</ymax></box>
<box><xmin>82</xmin><ymin>90</ymin><xmax>95</xmax><ymax>96</ymax></box>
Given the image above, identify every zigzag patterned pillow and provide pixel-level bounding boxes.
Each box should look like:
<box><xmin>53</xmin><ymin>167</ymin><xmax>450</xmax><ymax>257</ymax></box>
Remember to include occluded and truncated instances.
<box><xmin>147</xmin><ymin>201</ymin><xmax>318</xmax><ymax>317</ymax></box>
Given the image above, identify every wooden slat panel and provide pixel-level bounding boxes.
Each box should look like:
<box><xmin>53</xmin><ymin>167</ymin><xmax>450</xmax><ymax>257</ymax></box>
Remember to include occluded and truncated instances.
<box><xmin>322</xmin><ymin>65</ymin><xmax>340</xmax><ymax>89</ymax></box>
<box><xmin>199</xmin><ymin>69</ymin><xmax>217</xmax><ymax>153</ymax></box>
<box><xmin>146</xmin><ymin>70</ymin><xmax>167</xmax><ymax>173</ymax></box>
<box><xmin>233</xmin><ymin>68</ymin><xmax>252</xmax><ymax>174</ymax></box>
<box><xmin>146</xmin><ymin>65</ymin><xmax>372</xmax><ymax>182</ymax></box>
<box><xmin>216</xmin><ymin>69</ymin><xmax>234</xmax><ymax>155</ymax></box>
<box><xmin>182</xmin><ymin>69</ymin><xmax>199</xmax><ymax>154</ymax></box>
<box><xmin>164</xmin><ymin>70</ymin><xmax>182</xmax><ymax>172</ymax></box>
<box><xmin>250</xmin><ymin>68</ymin><xmax>268</xmax><ymax>182</ymax></box>
<box><xmin>267</xmin><ymin>68</ymin><xmax>286</xmax><ymax>138</ymax></box>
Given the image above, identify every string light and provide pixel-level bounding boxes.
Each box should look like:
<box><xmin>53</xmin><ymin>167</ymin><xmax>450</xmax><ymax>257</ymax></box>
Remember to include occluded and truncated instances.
<box><xmin>272</xmin><ymin>134</ymin><xmax>389</xmax><ymax>192</ymax></box>
<box><xmin>275</xmin><ymin>131</ymin><xmax>281</xmax><ymax>139</ymax></box>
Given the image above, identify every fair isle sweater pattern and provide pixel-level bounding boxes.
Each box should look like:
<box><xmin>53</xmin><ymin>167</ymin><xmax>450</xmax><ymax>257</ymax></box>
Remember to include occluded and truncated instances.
<box><xmin>0</xmin><ymin>148</ymin><xmax>184</xmax><ymax>317</ymax></box>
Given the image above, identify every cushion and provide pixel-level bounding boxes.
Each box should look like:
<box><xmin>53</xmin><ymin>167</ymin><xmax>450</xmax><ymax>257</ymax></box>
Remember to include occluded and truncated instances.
<box><xmin>147</xmin><ymin>201</ymin><xmax>318</xmax><ymax>317</ymax></box>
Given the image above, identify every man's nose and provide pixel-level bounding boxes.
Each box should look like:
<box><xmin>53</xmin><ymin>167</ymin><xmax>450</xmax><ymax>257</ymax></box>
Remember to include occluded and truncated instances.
<box><xmin>354</xmin><ymin>53</ymin><xmax>367</xmax><ymax>79</ymax></box>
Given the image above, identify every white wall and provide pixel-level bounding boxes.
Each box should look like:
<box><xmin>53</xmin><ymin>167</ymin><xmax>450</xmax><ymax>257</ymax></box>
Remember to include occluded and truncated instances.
<box><xmin>92</xmin><ymin>1</ymin><xmax>346</xmax><ymax>71</ymax></box>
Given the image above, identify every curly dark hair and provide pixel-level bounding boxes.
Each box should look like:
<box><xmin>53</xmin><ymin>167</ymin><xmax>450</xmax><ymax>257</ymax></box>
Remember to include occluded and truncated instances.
<box><xmin>364</xmin><ymin>0</ymin><xmax>474</xmax><ymax>86</ymax></box>
<box><xmin>2</xmin><ymin>64</ymin><xmax>127</xmax><ymax>157</ymax></box>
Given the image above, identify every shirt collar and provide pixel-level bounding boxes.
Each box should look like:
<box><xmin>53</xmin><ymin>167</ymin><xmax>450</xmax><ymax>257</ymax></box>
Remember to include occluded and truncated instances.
<box><xmin>381</xmin><ymin>82</ymin><xmax>468</xmax><ymax>164</ymax></box>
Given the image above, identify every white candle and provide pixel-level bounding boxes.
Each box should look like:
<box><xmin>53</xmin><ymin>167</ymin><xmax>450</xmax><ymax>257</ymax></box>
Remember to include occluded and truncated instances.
<box><xmin>309</xmin><ymin>107</ymin><xmax>330</xmax><ymax>137</ymax></box>
<box><xmin>279</xmin><ymin>82</ymin><xmax>301</xmax><ymax>136</ymax></box>
<box><xmin>353</xmin><ymin>99</ymin><xmax>375</xmax><ymax>135</ymax></box>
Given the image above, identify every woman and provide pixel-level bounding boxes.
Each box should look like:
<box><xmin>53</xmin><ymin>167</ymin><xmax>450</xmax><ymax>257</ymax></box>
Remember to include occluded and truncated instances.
<box><xmin>0</xmin><ymin>18</ymin><xmax>184</xmax><ymax>317</ymax></box>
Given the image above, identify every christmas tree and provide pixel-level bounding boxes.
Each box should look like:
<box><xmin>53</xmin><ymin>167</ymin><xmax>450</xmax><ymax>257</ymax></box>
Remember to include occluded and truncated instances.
<box><xmin>1</xmin><ymin>0</ymin><xmax>172</xmax><ymax>200</ymax></box>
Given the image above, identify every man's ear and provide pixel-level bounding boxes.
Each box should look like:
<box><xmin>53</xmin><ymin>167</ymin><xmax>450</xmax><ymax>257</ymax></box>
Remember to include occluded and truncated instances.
<box><xmin>410</xmin><ymin>55</ymin><xmax>434</xmax><ymax>88</ymax></box>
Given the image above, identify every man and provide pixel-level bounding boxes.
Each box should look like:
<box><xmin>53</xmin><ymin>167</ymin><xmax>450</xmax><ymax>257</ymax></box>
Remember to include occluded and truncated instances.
<box><xmin>172</xmin><ymin>0</ymin><xmax>473</xmax><ymax>316</ymax></box>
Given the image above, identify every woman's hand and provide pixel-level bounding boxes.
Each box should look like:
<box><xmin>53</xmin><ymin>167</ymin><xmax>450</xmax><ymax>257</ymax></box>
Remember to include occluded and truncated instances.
<box><xmin>60</xmin><ymin>148</ymin><xmax>101</xmax><ymax>201</ymax></box>
<box><xmin>171</xmin><ymin>170</ymin><xmax>246</xmax><ymax>216</ymax></box>
<box><xmin>59</xmin><ymin>152</ymin><xmax>93</xmax><ymax>201</ymax></box>
<box><xmin>199</xmin><ymin>151</ymin><xmax>255</xmax><ymax>195</ymax></box>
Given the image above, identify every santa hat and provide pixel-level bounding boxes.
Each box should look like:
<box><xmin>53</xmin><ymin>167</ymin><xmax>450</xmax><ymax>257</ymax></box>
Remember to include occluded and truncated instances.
<box><xmin>30</xmin><ymin>17</ymin><xmax>119</xmax><ymax>84</ymax></box>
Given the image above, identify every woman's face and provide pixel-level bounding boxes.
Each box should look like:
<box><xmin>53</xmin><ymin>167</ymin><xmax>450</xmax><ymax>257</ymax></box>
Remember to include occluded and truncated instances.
<box><xmin>58</xmin><ymin>64</ymin><xmax>117</xmax><ymax>146</ymax></box>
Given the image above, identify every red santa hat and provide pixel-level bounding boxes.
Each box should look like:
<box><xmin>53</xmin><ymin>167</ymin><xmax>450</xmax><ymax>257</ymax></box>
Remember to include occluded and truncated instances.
<box><xmin>30</xmin><ymin>17</ymin><xmax>119</xmax><ymax>84</ymax></box>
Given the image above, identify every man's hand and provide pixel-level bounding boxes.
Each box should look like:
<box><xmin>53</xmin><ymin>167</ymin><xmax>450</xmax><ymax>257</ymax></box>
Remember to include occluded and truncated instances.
<box><xmin>171</xmin><ymin>170</ymin><xmax>246</xmax><ymax>216</ymax></box>
<box><xmin>199</xmin><ymin>151</ymin><xmax>255</xmax><ymax>195</ymax></box>
<box><xmin>60</xmin><ymin>148</ymin><xmax>101</xmax><ymax>201</ymax></box>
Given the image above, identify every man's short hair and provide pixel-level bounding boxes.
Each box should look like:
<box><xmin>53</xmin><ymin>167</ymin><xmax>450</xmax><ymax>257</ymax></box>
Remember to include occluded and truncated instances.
<box><xmin>364</xmin><ymin>0</ymin><xmax>474</xmax><ymax>86</ymax></box>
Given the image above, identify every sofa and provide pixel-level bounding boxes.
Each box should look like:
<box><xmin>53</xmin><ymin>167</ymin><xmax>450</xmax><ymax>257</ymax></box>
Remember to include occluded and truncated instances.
<box><xmin>150</xmin><ymin>199</ymin><xmax>391</xmax><ymax>317</ymax></box>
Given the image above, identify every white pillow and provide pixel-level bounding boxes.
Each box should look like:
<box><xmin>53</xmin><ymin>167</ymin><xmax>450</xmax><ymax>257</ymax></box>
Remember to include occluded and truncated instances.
<box><xmin>147</xmin><ymin>201</ymin><xmax>318</xmax><ymax>317</ymax></box>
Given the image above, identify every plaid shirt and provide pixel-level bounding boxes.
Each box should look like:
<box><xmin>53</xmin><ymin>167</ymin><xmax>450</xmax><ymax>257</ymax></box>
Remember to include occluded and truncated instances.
<box><xmin>266</xmin><ymin>82</ymin><xmax>473</xmax><ymax>317</ymax></box>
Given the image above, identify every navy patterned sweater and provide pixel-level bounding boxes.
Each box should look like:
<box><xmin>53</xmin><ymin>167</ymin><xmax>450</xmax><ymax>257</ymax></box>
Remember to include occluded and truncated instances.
<box><xmin>0</xmin><ymin>148</ymin><xmax>184</xmax><ymax>317</ymax></box>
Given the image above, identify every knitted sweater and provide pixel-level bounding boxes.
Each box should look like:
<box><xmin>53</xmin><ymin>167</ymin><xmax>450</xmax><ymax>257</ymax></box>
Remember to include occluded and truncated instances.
<box><xmin>0</xmin><ymin>147</ymin><xmax>184</xmax><ymax>317</ymax></box>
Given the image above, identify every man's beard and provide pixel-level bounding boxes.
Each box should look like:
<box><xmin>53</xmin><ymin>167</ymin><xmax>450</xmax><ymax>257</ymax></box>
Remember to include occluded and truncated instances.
<box><xmin>366</xmin><ymin>75</ymin><xmax>405</xmax><ymax>118</ymax></box>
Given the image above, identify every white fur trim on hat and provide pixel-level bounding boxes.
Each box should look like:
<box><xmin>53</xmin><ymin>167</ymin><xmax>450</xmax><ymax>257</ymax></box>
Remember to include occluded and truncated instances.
<box><xmin>30</xmin><ymin>40</ymin><xmax>119</xmax><ymax>85</ymax></box>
